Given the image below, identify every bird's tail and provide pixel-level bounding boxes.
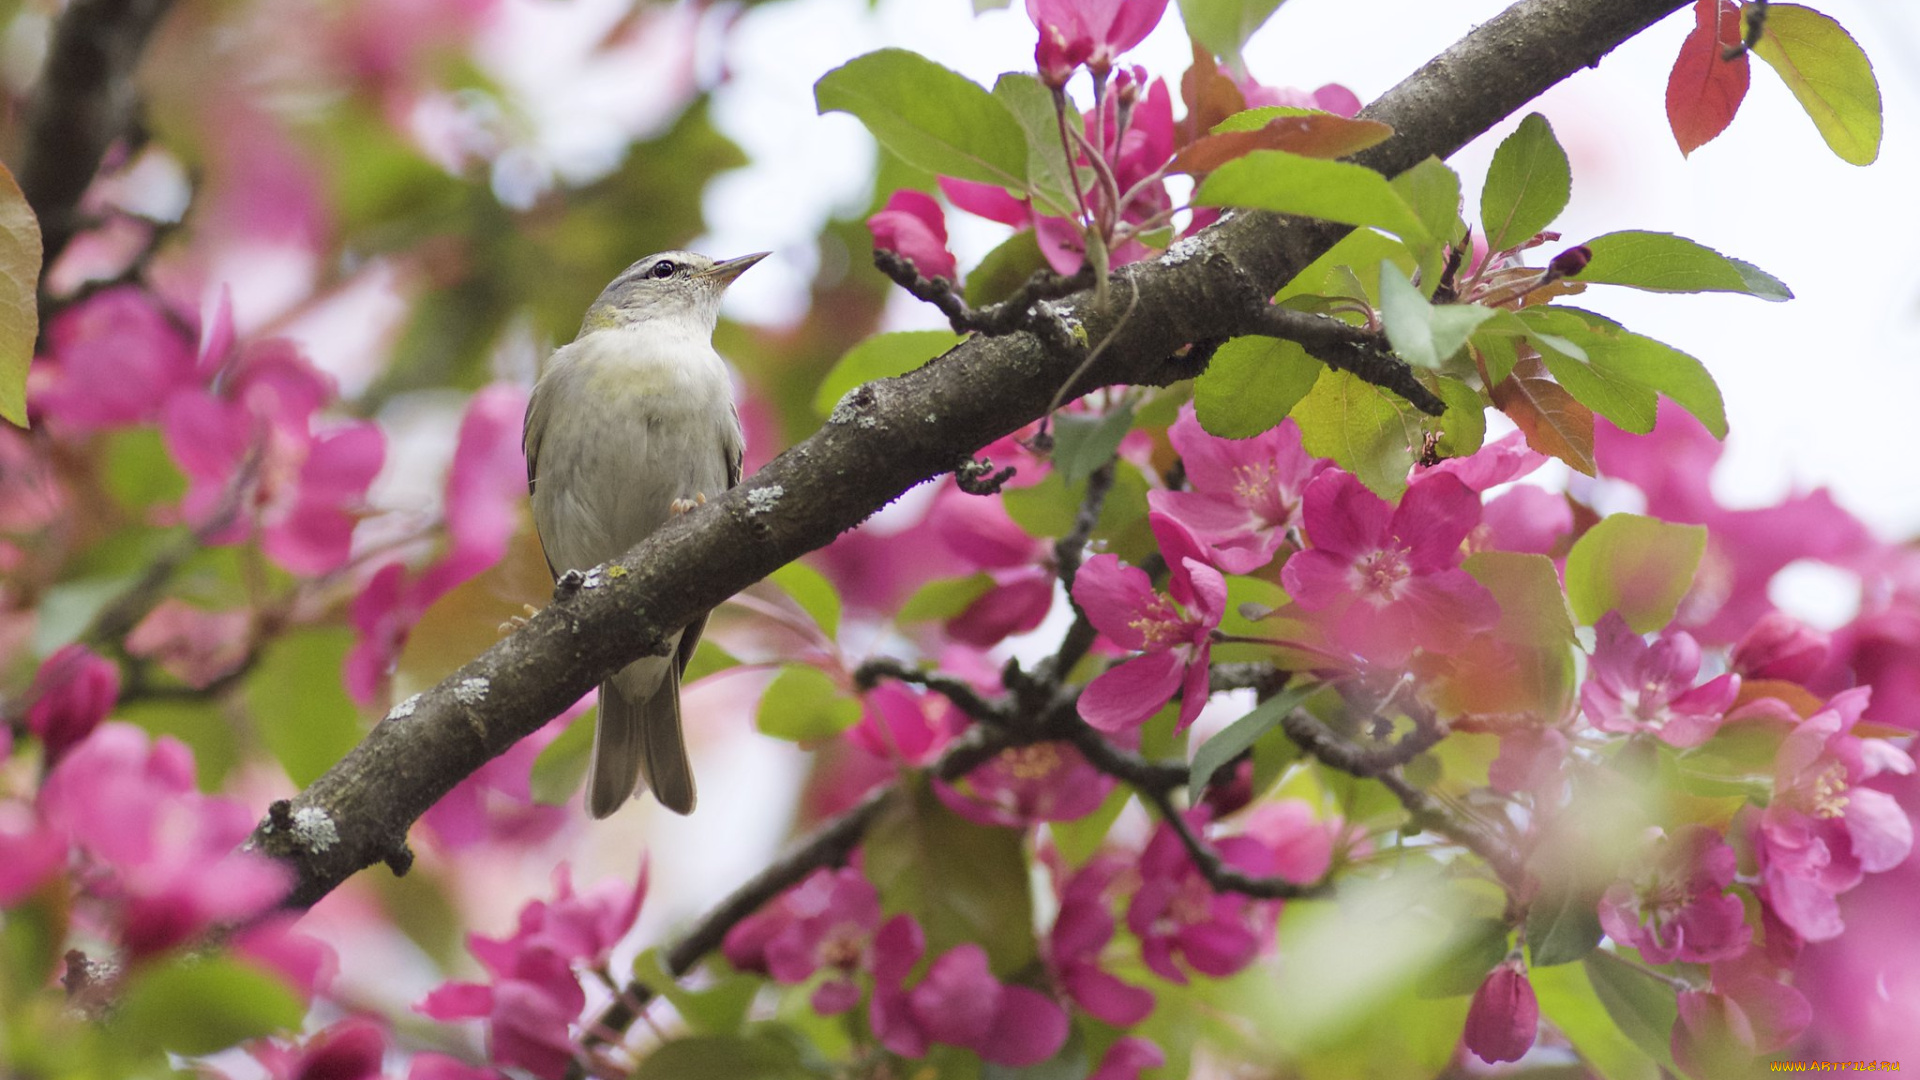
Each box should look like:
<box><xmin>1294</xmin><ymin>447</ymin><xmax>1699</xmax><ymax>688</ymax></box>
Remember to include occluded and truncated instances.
<box><xmin>586</xmin><ymin>652</ymin><xmax>694</xmax><ymax>817</ymax></box>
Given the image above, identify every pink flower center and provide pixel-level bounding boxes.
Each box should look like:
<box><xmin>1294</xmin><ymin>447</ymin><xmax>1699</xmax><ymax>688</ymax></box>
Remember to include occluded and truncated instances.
<box><xmin>1352</xmin><ymin>547</ymin><xmax>1412</xmax><ymax>603</ymax></box>
<box><xmin>815</xmin><ymin>921</ymin><xmax>869</xmax><ymax>973</ymax></box>
<box><xmin>1232</xmin><ymin>463</ymin><xmax>1275</xmax><ymax>509</ymax></box>
<box><xmin>1128</xmin><ymin>597</ymin><xmax>1185</xmax><ymax>648</ymax></box>
<box><xmin>1806</xmin><ymin>762</ymin><xmax>1850</xmax><ymax>819</ymax></box>
<box><xmin>1004</xmin><ymin>744</ymin><xmax>1062</xmax><ymax>781</ymax></box>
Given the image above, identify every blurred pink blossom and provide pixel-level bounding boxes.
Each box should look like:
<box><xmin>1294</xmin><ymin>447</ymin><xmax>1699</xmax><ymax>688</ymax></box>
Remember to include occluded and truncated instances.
<box><xmin>927</xmin><ymin>484</ymin><xmax>1054</xmax><ymax>647</ymax></box>
<box><xmin>250</xmin><ymin>1017</ymin><xmax>386</xmax><ymax>1080</ymax></box>
<box><xmin>29</xmin><ymin>287</ymin><xmax>198</xmax><ymax>431</ymax></box>
<box><xmin>1026</xmin><ymin>0</ymin><xmax>1169</xmax><ymax>84</ymax></box>
<box><xmin>938</xmin><ymin>740</ymin><xmax>1114</xmax><ymax>826</ymax></box>
<box><xmin>1047</xmin><ymin>854</ymin><xmax>1154</xmax><ymax>1025</ymax></box>
<box><xmin>24</xmin><ymin>644</ymin><xmax>119</xmax><ymax>765</ymax></box>
<box><xmin>1581</xmin><ymin>611</ymin><xmax>1738</xmax><ymax>748</ymax></box>
<box><xmin>722</xmin><ymin>866</ymin><xmax>882</xmax><ymax>1016</ymax></box>
<box><xmin>125</xmin><ymin>600</ymin><xmax>253</xmax><ymax>689</ymax></box>
<box><xmin>869</xmin><ymin>915</ymin><xmax>1069</xmax><ymax>1067</ymax></box>
<box><xmin>1733</xmin><ymin>611</ymin><xmax>1830</xmax><ymax>684</ymax></box>
<box><xmin>36</xmin><ymin>724</ymin><xmax>291</xmax><ymax>959</ymax></box>
<box><xmin>1671</xmin><ymin>958</ymin><xmax>1811</xmax><ymax>1078</ymax></box>
<box><xmin>1088</xmin><ymin>1037</ymin><xmax>1165</xmax><ymax>1080</ymax></box>
<box><xmin>1598</xmin><ymin>826</ymin><xmax>1752</xmax><ymax>964</ymax></box>
<box><xmin>1127</xmin><ymin>809</ymin><xmax>1298</xmax><ymax>984</ymax></box>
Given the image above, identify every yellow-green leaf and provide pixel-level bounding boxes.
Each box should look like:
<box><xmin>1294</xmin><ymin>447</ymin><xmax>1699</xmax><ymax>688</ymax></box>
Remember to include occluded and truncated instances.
<box><xmin>1752</xmin><ymin>4</ymin><xmax>1882</xmax><ymax>165</ymax></box>
<box><xmin>0</xmin><ymin>161</ymin><xmax>42</xmax><ymax>428</ymax></box>
<box><xmin>1564</xmin><ymin>514</ymin><xmax>1707</xmax><ymax>632</ymax></box>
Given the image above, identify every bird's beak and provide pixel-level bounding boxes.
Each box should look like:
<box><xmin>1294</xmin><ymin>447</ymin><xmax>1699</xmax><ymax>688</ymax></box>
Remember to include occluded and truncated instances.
<box><xmin>702</xmin><ymin>251</ymin><xmax>770</xmax><ymax>287</ymax></box>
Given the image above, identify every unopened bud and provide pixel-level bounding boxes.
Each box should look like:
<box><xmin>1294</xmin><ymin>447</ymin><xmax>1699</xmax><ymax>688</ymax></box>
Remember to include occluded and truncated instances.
<box><xmin>1732</xmin><ymin>611</ymin><xmax>1830</xmax><ymax>683</ymax></box>
<box><xmin>1547</xmin><ymin>245</ymin><xmax>1592</xmax><ymax>279</ymax></box>
<box><xmin>1464</xmin><ymin>959</ymin><xmax>1538</xmax><ymax>1064</ymax></box>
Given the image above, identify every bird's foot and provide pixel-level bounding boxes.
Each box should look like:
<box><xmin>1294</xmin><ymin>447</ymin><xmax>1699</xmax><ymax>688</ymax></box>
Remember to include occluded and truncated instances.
<box><xmin>553</xmin><ymin>568</ymin><xmax>586</xmax><ymax>598</ymax></box>
<box><xmin>670</xmin><ymin>492</ymin><xmax>709</xmax><ymax>516</ymax></box>
<box><xmin>497</xmin><ymin>604</ymin><xmax>541</xmax><ymax>634</ymax></box>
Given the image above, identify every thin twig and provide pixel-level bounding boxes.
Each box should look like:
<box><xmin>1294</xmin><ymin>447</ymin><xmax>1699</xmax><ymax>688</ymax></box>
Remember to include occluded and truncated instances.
<box><xmin>1239</xmin><ymin>306</ymin><xmax>1445</xmax><ymax>416</ymax></box>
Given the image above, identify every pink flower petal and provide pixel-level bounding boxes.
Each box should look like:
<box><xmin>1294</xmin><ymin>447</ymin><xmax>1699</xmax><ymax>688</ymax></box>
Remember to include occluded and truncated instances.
<box><xmin>1079</xmin><ymin>651</ymin><xmax>1184</xmax><ymax>733</ymax></box>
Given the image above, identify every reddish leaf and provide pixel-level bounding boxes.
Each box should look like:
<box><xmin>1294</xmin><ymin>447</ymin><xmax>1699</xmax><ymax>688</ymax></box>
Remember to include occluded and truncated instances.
<box><xmin>1169</xmin><ymin>115</ymin><xmax>1395</xmax><ymax>175</ymax></box>
<box><xmin>1490</xmin><ymin>359</ymin><xmax>1596</xmax><ymax>476</ymax></box>
<box><xmin>1666</xmin><ymin>0</ymin><xmax>1750</xmax><ymax>155</ymax></box>
<box><xmin>1179</xmin><ymin>40</ymin><xmax>1245</xmax><ymax>144</ymax></box>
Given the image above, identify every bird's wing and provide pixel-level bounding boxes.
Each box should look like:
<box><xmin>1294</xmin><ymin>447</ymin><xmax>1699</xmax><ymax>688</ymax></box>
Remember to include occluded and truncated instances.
<box><xmin>677</xmin><ymin>402</ymin><xmax>746</xmax><ymax>677</ymax></box>
<box><xmin>523</xmin><ymin>375</ymin><xmax>560</xmax><ymax>577</ymax></box>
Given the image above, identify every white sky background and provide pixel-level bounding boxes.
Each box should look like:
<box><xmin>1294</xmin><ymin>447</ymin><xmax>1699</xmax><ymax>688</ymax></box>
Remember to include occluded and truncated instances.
<box><xmin>702</xmin><ymin>0</ymin><xmax>1920</xmax><ymax>538</ymax></box>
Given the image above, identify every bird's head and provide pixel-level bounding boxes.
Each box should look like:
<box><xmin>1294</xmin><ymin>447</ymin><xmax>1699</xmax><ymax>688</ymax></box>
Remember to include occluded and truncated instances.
<box><xmin>580</xmin><ymin>250</ymin><xmax>768</xmax><ymax>334</ymax></box>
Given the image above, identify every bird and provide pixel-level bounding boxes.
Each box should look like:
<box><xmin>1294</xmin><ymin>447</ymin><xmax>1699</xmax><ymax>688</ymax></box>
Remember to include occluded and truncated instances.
<box><xmin>522</xmin><ymin>249</ymin><xmax>764</xmax><ymax>818</ymax></box>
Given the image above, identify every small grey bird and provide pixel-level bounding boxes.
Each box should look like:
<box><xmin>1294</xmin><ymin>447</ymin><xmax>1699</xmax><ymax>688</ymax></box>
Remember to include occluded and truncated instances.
<box><xmin>523</xmin><ymin>250</ymin><xmax>764</xmax><ymax>817</ymax></box>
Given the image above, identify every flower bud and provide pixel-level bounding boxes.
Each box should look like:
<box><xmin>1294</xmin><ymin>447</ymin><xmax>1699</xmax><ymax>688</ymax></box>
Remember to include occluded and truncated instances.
<box><xmin>1547</xmin><ymin>244</ymin><xmax>1592</xmax><ymax>279</ymax></box>
<box><xmin>25</xmin><ymin>645</ymin><xmax>119</xmax><ymax>765</ymax></box>
<box><xmin>1731</xmin><ymin>611</ymin><xmax>1829</xmax><ymax>683</ymax></box>
<box><xmin>1464</xmin><ymin>959</ymin><xmax>1538</xmax><ymax>1063</ymax></box>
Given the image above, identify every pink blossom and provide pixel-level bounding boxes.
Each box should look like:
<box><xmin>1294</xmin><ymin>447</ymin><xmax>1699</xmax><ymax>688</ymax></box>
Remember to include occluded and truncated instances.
<box><xmin>938</xmin><ymin>740</ymin><xmax>1114</xmax><ymax>826</ymax></box>
<box><xmin>1147</xmin><ymin>407</ymin><xmax>1322</xmax><ymax>573</ymax></box>
<box><xmin>848</xmin><ymin>683</ymin><xmax>956</xmax><ymax>768</ymax></box>
<box><xmin>1597</xmin><ymin>404</ymin><xmax>1875</xmax><ymax>644</ymax></box>
<box><xmin>419</xmin><ymin>862</ymin><xmax>641</xmax><ymax>1080</ymax></box>
<box><xmin>161</xmin><ymin>340</ymin><xmax>384</xmax><ymax>576</ymax></box>
<box><xmin>29</xmin><ymin>287</ymin><xmax>198</xmax><ymax>431</ymax></box>
<box><xmin>348</xmin><ymin>384</ymin><xmax>528</xmax><ymax>703</ymax></box>
<box><xmin>0</xmin><ymin>426</ymin><xmax>63</xmax><ymax>533</ymax></box>
<box><xmin>1580</xmin><ymin>612</ymin><xmax>1738</xmax><ymax>748</ymax></box>
<box><xmin>24</xmin><ymin>644</ymin><xmax>119</xmax><ymax>765</ymax></box>
<box><xmin>125</xmin><ymin>599</ymin><xmax>253</xmax><ymax>689</ymax></box>
<box><xmin>938</xmin><ymin>177</ymin><xmax>1030</xmax><ymax>228</ymax></box>
<box><xmin>867</xmin><ymin>190</ymin><xmax>958</xmax><ymax>282</ymax></box>
<box><xmin>1047</xmin><ymin>855</ymin><xmax>1154</xmax><ymax>1025</ymax></box>
<box><xmin>927</xmin><ymin>484</ymin><xmax>1054</xmax><ymax>647</ymax></box>
<box><xmin>232</xmin><ymin>914</ymin><xmax>340</xmax><ymax>1003</ymax></box>
<box><xmin>1421</xmin><ymin>430</ymin><xmax>1547</xmax><ymax>492</ymax></box>
<box><xmin>1463</xmin><ymin>959</ymin><xmax>1538</xmax><ymax>1063</ymax></box>
<box><xmin>0</xmin><ymin>804</ymin><xmax>66</xmax><ymax>906</ymax></box>
<box><xmin>1598</xmin><ymin>826</ymin><xmax>1752</xmax><ymax>964</ymax></box>
<box><xmin>1732</xmin><ymin>611</ymin><xmax>1830</xmax><ymax>683</ymax></box>
<box><xmin>1282</xmin><ymin>470</ymin><xmax>1498</xmax><ymax>663</ymax></box>
<box><xmin>250</xmin><ymin>1017</ymin><xmax>386</xmax><ymax>1080</ymax></box>
<box><xmin>36</xmin><ymin>724</ymin><xmax>291</xmax><ymax>959</ymax></box>
<box><xmin>1670</xmin><ymin>959</ymin><xmax>1811</xmax><ymax>1078</ymax></box>
<box><xmin>1487</xmin><ymin>725</ymin><xmax>1570</xmax><ymax>797</ymax></box>
<box><xmin>1034</xmin><ymin>73</ymin><xmax>1175</xmax><ymax>273</ymax></box>
<box><xmin>1237</xmin><ymin>77</ymin><xmax>1364</xmax><ymax>118</ymax></box>
<box><xmin>1025</xmin><ymin>0</ymin><xmax>1168</xmax><ymax>85</ymax></box>
<box><xmin>1087</xmin><ymin>1037</ymin><xmax>1165</xmax><ymax>1080</ymax></box>
<box><xmin>410</xmin><ymin>1054</ymin><xmax>506</xmax><ymax>1080</ymax></box>
<box><xmin>1755</xmin><ymin>687</ymin><xmax>1914</xmax><ymax>942</ymax></box>
<box><xmin>869</xmin><ymin>917</ymin><xmax>1070</xmax><ymax>1067</ymax></box>
<box><xmin>1479</xmin><ymin>484</ymin><xmax>1572</xmax><ymax>555</ymax></box>
<box><xmin>722</xmin><ymin>866</ymin><xmax>882</xmax><ymax>1016</ymax></box>
<box><xmin>1072</xmin><ymin>513</ymin><xmax>1226</xmax><ymax>733</ymax></box>
<box><xmin>1127</xmin><ymin>811</ymin><xmax>1288</xmax><ymax>984</ymax></box>
<box><xmin>419</xmin><ymin>708</ymin><xmax>571</xmax><ymax>851</ymax></box>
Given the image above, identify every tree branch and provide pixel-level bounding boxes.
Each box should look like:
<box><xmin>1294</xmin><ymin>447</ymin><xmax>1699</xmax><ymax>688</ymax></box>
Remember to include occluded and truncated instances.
<box><xmin>247</xmin><ymin>0</ymin><xmax>1688</xmax><ymax>915</ymax></box>
<box><xmin>16</xmin><ymin>0</ymin><xmax>178</xmax><ymax>271</ymax></box>
<box><xmin>1237</xmin><ymin>306</ymin><xmax>1446</xmax><ymax>415</ymax></box>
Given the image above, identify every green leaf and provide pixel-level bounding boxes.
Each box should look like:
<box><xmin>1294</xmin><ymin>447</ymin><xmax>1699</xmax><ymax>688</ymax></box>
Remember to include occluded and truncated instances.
<box><xmin>1525</xmin><ymin>870</ymin><xmax>1603</xmax><ymax>966</ymax></box>
<box><xmin>812</xmin><ymin>330</ymin><xmax>961</xmax><ymax>417</ymax></box>
<box><xmin>866</xmin><ymin>774</ymin><xmax>1035</xmax><ymax>974</ymax></box>
<box><xmin>769</xmin><ymin>561</ymin><xmax>842</xmax><ymax>638</ymax></box>
<box><xmin>1517</xmin><ymin>307</ymin><xmax>1726</xmax><ymax>438</ymax></box>
<box><xmin>1377</xmin><ymin>262</ymin><xmax>1496</xmax><ymax>370</ymax></box>
<box><xmin>120</xmin><ymin>698</ymin><xmax>238</xmax><ymax>789</ymax></box>
<box><xmin>898</xmin><ymin>572</ymin><xmax>997</xmax><ymax>622</ymax></box>
<box><xmin>815</xmin><ymin>49</ymin><xmax>1029</xmax><ymax>190</ymax></box>
<box><xmin>1</xmin><ymin>890</ymin><xmax>66</xmax><ymax>1001</ymax></box>
<box><xmin>117</xmin><ymin>956</ymin><xmax>303</xmax><ymax>1057</ymax></box>
<box><xmin>1584</xmin><ymin>950</ymin><xmax>1682</xmax><ymax>1073</ymax></box>
<box><xmin>1195</xmin><ymin>150</ymin><xmax>1428</xmax><ymax>243</ymax></box>
<box><xmin>101</xmin><ymin>429</ymin><xmax>188</xmax><ymax>509</ymax></box>
<box><xmin>1431</xmin><ymin>375</ymin><xmax>1485</xmax><ymax>459</ymax></box>
<box><xmin>1577</xmin><ymin>231</ymin><xmax>1791</xmax><ymax>301</ymax></box>
<box><xmin>1532</xmin><ymin>958</ymin><xmax>1666</xmax><ymax>1080</ymax></box>
<box><xmin>1053</xmin><ymin>400</ymin><xmax>1136</xmax><ymax>485</ymax></box>
<box><xmin>1193</xmin><ymin>335</ymin><xmax>1321</xmax><ymax>438</ymax></box>
<box><xmin>632</xmin><ymin>950</ymin><xmax>757</xmax><ymax>1036</ymax></box>
<box><xmin>1674</xmin><ymin>720</ymin><xmax>1789</xmax><ymax>799</ymax></box>
<box><xmin>1464</xmin><ymin>551</ymin><xmax>1575</xmax><ymax>648</ymax></box>
<box><xmin>1388</xmin><ymin>156</ymin><xmax>1461</xmax><ymax>283</ymax></box>
<box><xmin>1190</xmin><ymin>681</ymin><xmax>1318</xmax><ymax>792</ymax></box>
<box><xmin>1480</xmin><ymin>113</ymin><xmax>1571</xmax><ymax>251</ymax></box>
<box><xmin>1176</xmin><ymin>0</ymin><xmax>1288</xmax><ymax>65</ymax></box>
<box><xmin>756</xmin><ymin>665</ymin><xmax>860</xmax><ymax>742</ymax></box>
<box><xmin>1212</xmin><ymin>104</ymin><xmax>1319</xmax><ymax>133</ymax></box>
<box><xmin>1046</xmin><ymin>783</ymin><xmax>1131</xmax><ymax>866</ymax></box>
<box><xmin>992</xmin><ymin>73</ymin><xmax>1083</xmax><ymax>217</ymax></box>
<box><xmin>1413</xmin><ymin>917</ymin><xmax>1511</xmax><ymax>998</ymax></box>
<box><xmin>1752</xmin><ymin>4</ymin><xmax>1882</xmax><ymax>166</ymax></box>
<box><xmin>0</xmin><ymin>161</ymin><xmax>42</xmax><ymax>428</ymax></box>
<box><xmin>247</xmin><ymin>628</ymin><xmax>364</xmax><ymax>788</ymax></box>
<box><xmin>964</xmin><ymin>230</ymin><xmax>1048</xmax><ymax>308</ymax></box>
<box><xmin>1564</xmin><ymin>513</ymin><xmax>1707</xmax><ymax>632</ymax></box>
<box><xmin>1291</xmin><ymin>367</ymin><xmax>1425</xmax><ymax>498</ymax></box>
<box><xmin>633</xmin><ymin>1033</ymin><xmax>818</xmax><ymax>1080</ymax></box>
<box><xmin>530</xmin><ymin>706</ymin><xmax>596</xmax><ymax>805</ymax></box>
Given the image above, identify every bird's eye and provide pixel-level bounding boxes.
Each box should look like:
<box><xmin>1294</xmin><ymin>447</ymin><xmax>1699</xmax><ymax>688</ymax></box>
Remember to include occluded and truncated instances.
<box><xmin>648</xmin><ymin>260</ymin><xmax>678</xmax><ymax>279</ymax></box>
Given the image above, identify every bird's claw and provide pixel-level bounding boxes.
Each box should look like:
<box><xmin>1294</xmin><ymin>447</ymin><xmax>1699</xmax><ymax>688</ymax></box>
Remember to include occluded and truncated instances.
<box><xmin>670</xmin><ymin>492</ymin><xmax>709</xmax><ymax>516</ymax></box>
<box><xmin>497</xmin><ymin>604</ymin><xmax>541</xmax><ymax>634</ymax></box>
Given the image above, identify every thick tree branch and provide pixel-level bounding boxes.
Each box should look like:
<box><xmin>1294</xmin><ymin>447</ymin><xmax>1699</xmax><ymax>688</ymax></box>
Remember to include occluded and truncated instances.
<box><xmin>248</xmin><ymin>0</ymin><xmax>1687</xmax><ymax>914</ymax></box>
<box><xmin>16</xmin><ymin>0</ymin><xmax>178</xmax><ymax>270</ymax></box>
